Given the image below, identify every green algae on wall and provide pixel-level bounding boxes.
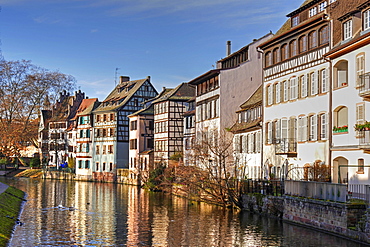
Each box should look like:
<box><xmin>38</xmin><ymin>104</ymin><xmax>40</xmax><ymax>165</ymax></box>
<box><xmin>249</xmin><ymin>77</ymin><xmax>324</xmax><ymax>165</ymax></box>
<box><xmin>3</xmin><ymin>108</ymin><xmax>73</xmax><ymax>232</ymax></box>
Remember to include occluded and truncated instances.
<box><xmin>0</xmin><ymin>186</ymin><xmax>25</xmax><ymax>246</ymax></box>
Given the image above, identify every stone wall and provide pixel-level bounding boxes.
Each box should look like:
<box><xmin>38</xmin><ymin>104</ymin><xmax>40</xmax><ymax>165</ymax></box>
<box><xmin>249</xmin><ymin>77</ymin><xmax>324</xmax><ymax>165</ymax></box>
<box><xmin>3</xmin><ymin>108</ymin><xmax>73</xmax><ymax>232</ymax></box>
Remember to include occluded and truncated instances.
<box><xmin>242</xmin><ymin>194</ymin><xmax>370</xmax><ymax>244</ymax></box>
<box><xmin>43</xmin><ymin>171</ymin><xmax>75</xmax><ymax>180</ymax></box>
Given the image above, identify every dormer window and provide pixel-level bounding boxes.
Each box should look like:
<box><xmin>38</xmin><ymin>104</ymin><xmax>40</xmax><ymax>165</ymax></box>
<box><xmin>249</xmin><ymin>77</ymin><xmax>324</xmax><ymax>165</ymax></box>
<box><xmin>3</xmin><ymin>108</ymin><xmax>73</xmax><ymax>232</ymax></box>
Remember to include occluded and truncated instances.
<box><xmin>319</xmin><ymin>1</ymin><xmax>327</xmax><ymax>12</ymax></box>
<box><xmin>309</xmin><ymin>7</ymin><xmax>317</xmax><ymax>17</ymax></box>
<box><xmin>343</xmin><ymin>20</ymin><xmax>353</xmax><ymax>40</ymax></box>
<box><xmin>364</xmin><ymin>9</ymin><xmax>370</xmax><ymax>31</ymax></box>
<box><xmin>292</xmin><ymin>16</ymin><xmax>299</xmax><ymax>27</ymax></box>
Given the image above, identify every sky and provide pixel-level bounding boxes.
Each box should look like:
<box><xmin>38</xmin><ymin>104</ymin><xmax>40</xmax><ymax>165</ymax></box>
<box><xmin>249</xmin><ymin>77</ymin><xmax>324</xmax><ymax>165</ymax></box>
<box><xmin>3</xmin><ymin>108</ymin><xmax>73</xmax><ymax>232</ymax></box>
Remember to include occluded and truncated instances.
<box><xmin>0</xmin><ymin>0</ymin><xmax>302</xmax><ymax>100</ymax></box>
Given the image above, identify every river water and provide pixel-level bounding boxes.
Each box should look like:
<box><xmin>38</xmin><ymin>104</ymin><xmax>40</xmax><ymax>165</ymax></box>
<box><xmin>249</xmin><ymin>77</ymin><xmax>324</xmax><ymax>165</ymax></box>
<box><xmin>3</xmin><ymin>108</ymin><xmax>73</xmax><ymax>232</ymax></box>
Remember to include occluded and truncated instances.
<box><xmin>0</xmin><ymin>177</ymin><xmax>365</xmax><ymax>247</ymax></box>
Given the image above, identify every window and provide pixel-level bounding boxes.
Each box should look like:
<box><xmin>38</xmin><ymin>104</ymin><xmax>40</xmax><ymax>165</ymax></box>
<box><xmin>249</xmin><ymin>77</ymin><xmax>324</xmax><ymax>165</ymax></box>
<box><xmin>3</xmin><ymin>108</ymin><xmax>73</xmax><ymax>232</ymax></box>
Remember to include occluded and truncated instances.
<box><xmin>319</xmin><ymin>25</ymin><xmax>329</xmax><ymax>45</ymax></box>
<box><xmin>265</xmin><ymin>52</ymin><xmax>272</xmax><ymax>67</ymax></box>
<box><xmin>358</xmin><ymin>159</ymin><xmax>365</xmax><ymax>174</ymax></box>
<box><xmin>309</xmin><ymin>7</ymin><xmax>317</xmax><ymax>17</ymax></box>
<box><xmin>130</xmin><ymin>139</ymin><xmax>137</xmax><ymax>149</ymax></box>
<box><xmin>356</xmin><ymin>54</ymin><xmax>365</xmax><ymax>87</ymax></box>
<box><xmin>96</xmin><ymin>145</ymin><xmax>100</xmax><ymax>155</ymax></box>
<box><xmin>108</xmin><ymin>145</ymin><xmax>114</xmax><ymax>154</ymax></box>
<box><xmin>267</xmin><ymin>85</ymin><xmax>273</xmax><ymax>105</ymax></box>
<box><xmin>320</xmin><ymin>113</ymin><xmax>328</xmax><ymax>140</ymax></box>
<box><xmin>96</xmin><ymin>162</ymin><xmax>99</xmax><ymax>171</ymax></box>
<box><xmin>300</xmin><ymin>75</ymin><xmax>308</xmax><ymax>98</ymax></box>
<box><xmin>102</xmin><ymin>145</ymin><xmax>106</xmax><ymax>154</ymax></box>
<box><xmin>329</xmin><ymin>0</ymin><xmax>336</xmax><ymax>3</ymax></box>
<box><xmin>273</xmin><ymin>48</ymin><xmax>280</xmax><ymax>64</ymax></box>
<box><xmin>78</xmin><ymin>160</ymin><xmax>82</xmax><ymax>169</ymax></box>
<box><xmin>298</xmin><ymin>116</ymin><xmax>307</xmax><ymax>142</ymax></box>
<box><xmin>309</xmin><ymin>31</ymin><xmax>317</xmax><ymax>49</ymax></box>
<box><xmin>103</xmin><ymin>114</ymin><xmax>107</xmax><ymax>122</ymax></box>
<box><xmin>281</xmin><ymin>44</ymin><xmax>288</xmax><ymax>60</ymax></box>
<box><xmin>103</xmin><ymin>162</ymin><xmax>106</xmax><ymax>171</ymax></box>
<box><xmin>275</xmin><ymin>83</ymin><xmax>281</xmax><ymax>103</ymax></box>
<box><xmin>343</xmin><ymin>20</ymin><xmax>352</xmax><ymax>40</ymax></box>
<box><xmin>334</xmin><ymin>106</ymin><xmax>348</xmax><ymax>131</ymax></box>
<box><xmin>290</xmin><ymin>40</ymin><xmax>298</xmax><ymax>57</ymax></box>
<box><xmin>283</xmin><ymin>80</ymin><xmax>289</xmax><ymax>102</ymax></box>
<box><xmin>289</xmin><ymin>78</ymin><xmax>298</xmax><ymax>100</ymax></box>
<box><xmin>130</xmin><ymin>120</ymin><xmax>137</xmax><ymax>130</ymax></box>
<box><xmin>85</xmin><ymin>160</ymin><xmax>90</xmax><ymax>169</ymax></box>
<box><xmin>334</xmin><ymin>60</ymin><xmax>348</xmax><ymax>88</ymax></box>
<box><xmin>299</xmin><ymin>35</ymin><xmax>307</xmax><ymax>53</ymax></box>
<box><xmin>266</xmin><ymin>122</ymin><xmax>272</xmax><ymax>144</ymax></box>
<box><xmin>356</xmin><ymin>103</ymin><xmax>365</xmax><ymax>137</ymax></box>
<box><xmin>309</xmin><ymin>115</ymin><xmax>317</xmax><ymax>141</ymax></box>
<box><xmin>364</xmin><ymin>9</ymin><xmax>370</xmax><ymax>31</ymax></box>
<box><xmin>110</xmin><ymin>113</ymin><xmax>115</xmax><ymax>121</ymax></box>
<box><xmin>110</xmin><ymin>163</ymin><xmax>113</xmax><ymax>172</ymax></box>
<box><xmin>319</xmin><ymin>1</ymin><xmax>327</xmax><ymax>12</ymax></box>
<box><xmin>320</xmin><ymin>68</ymin><xmax>328</xmax><ymax>93</ymax></box>
<box><xmin>292</xmin><ymin>16</ymin><xmax>299</xmax><ymax>27</ymax></box>
<box><xmin>310</xmin><ymin>71</ymin><xmax>318</xmax><ymax>96</ymax></box>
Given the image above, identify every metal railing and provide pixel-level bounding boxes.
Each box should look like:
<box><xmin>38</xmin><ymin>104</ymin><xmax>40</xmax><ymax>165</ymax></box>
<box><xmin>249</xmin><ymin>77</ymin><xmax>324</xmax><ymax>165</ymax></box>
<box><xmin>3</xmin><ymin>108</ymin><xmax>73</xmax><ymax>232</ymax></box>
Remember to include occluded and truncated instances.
<box><xmin>44</xmin><ymin>166</ymin><xmax>75</xmax><ymax>173</ymax></box>
<box><xmin>274</xmin><ymin>138</ymin><xmax>297</xmax><ymax>155</ymax></box>
<box><xmin>359</xmin><ymin>72</ymin><xmax>370</xmax><ymax>95</ymax></box>
<box><xmin>359</xmin><ymin>130</ymin><xmax>370</xmax><ymax>146</ymax></box>
<box><xmin>242</xmin><ymin>179</ymin><xmax>284</xmax><ymax>196</ymax></box>
<box><xmin>284</xmin><ymin>180</ymin><xmax>347</xmax><ymax>202</ymax></box>
<box><xmin>348</xmin><ymin>184</ymin><xmax>370</xmax><ymax>203</ymax></box>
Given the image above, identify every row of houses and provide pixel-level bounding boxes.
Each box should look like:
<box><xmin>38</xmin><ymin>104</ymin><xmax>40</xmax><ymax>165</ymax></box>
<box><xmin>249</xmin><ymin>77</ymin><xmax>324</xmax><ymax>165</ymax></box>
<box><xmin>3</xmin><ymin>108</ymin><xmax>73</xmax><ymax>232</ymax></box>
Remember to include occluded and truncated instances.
<box><xmin>38</xmin><ymin>0</ymin><xmax>370</xmax><ymax>187</ymax></box>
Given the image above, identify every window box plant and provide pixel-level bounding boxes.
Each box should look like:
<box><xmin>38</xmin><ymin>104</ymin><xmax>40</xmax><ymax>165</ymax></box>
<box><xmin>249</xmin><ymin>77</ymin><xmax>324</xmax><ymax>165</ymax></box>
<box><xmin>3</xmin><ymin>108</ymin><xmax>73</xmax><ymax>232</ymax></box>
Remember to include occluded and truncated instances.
<box><xmin>354</xmin><ymin>122</ymin><xmax>370</xmax><ymax>131</ymax></box>
<box><xmin>333</xmin><ymin>125</ymin><xmax>348</xmax><ymax>133</ymax></box>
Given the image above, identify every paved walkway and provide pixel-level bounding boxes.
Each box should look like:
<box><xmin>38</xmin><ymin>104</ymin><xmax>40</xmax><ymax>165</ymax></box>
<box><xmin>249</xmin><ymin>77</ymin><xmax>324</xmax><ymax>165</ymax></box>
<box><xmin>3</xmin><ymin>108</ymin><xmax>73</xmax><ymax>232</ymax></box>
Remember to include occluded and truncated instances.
<box><xmin>0</xmin><ymin>182</ymin><xmax>9</xmax><ymax>195</ymax></box>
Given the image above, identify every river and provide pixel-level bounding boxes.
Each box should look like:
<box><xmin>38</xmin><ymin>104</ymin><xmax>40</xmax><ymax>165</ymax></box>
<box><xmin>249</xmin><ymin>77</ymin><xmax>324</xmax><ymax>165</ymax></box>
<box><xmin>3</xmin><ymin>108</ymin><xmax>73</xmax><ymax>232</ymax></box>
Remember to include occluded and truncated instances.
<box><xmin>0</xmin><ymin>177</ymin><xmax>365</xmax><ymax>246</ymax></box>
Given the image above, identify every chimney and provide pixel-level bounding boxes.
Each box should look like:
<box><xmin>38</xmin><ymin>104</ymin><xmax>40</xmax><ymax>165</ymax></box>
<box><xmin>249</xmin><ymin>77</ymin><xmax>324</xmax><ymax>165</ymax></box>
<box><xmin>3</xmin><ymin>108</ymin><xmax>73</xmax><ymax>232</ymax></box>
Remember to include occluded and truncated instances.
<box><xmin>146</xmin><ymin>76</ymin><xmax>151</xmax><ymax>81</ymax></box>
<box><xmin>226</xmin><ymin>41</ymin><xmax>231</xmax><ymax>56</ymax></box>
<box><xmin>120</xmin><ymin>76</ymin><xmax>130</xmax><ymax>84</ymax></box>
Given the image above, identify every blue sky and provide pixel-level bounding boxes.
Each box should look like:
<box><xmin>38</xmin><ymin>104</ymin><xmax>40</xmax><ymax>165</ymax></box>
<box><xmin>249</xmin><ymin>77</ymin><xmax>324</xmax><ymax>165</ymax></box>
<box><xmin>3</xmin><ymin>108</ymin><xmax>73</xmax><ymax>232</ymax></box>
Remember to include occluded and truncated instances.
<box><xmin>0</xmin><ymin>0</ymin><xmax>301</xmax><ymax>99</ymax></box>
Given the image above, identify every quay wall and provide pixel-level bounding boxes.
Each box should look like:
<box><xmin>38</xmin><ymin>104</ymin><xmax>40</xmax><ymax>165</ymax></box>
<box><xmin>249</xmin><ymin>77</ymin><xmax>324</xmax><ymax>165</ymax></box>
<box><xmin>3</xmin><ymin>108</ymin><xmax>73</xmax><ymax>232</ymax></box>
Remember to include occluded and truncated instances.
<box><xmin>242</xmin><ymin>194</ymin><xmax>370</xmax><ymax>244</ymax></box>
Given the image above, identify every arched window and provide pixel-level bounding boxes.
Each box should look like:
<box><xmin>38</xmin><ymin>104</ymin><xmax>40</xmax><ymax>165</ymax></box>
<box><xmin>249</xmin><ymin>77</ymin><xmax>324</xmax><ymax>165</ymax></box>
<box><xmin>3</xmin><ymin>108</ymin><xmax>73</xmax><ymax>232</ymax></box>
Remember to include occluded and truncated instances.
<box><xmin>290</xmin><ymin>40</ymin><xmax>298</xmax><ymax>57</ymax></box>
<box><xmin>265</xmin><ymin>51</ymin><xmax>272</xmax><ymax>67</ymax></box>
<box><xmin>333</xmin><ymin>60</ymin><xmax>348</xmax><ymax>88</ymax></box>
<box><xmin>309</xmin><ymin>31</ymin><xmax>317</xmax><ymax>49</ymax></box>
<box><xmin>281</xmin><ymin>44</ymin><xmax>289</xmax><ymax>60</ymax></box>
<box><xmin>319</xmin><ymin>25</ymin><xmax>329</xmax><ymax>45</ymax></box>
<box><xmin>273</xmin><ymin>48</ymin><xmax>280</xmax><ymax>64</ymax></box>
<box><xmin>334</xmin><ymin>106</ymin><xmax>348</xmax><ymax>131</ymax></box>
<box><xmin>299</xmin><ymin>35</ymin><xmax>307</xmax><ymax>53</ymax></box>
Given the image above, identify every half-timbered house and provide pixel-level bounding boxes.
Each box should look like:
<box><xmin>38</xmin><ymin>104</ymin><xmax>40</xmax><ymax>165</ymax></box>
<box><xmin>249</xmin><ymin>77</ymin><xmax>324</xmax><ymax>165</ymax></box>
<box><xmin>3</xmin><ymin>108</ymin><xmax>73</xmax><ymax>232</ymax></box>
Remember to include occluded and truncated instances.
<box><xmin>92</xmin><ymin>76</ymin><xmax>157</xmax><ymax>182</ymax></box>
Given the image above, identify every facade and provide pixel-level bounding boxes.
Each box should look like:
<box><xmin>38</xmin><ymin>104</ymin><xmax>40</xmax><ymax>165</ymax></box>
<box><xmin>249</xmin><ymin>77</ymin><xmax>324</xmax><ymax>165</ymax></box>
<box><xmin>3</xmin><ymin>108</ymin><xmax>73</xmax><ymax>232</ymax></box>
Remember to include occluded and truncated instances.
<box><xmin>153</xmin><ymin>83</ymin><xmax>195</xmax><ymax>165</ymax></box>
<box><xmin>230</xmin><ymin>86</ymin><xmax>263</xmax><ymax>180</ymax></box>
<box><xmin>92</xmin><ymin>76</ymin><xmax>157</xmax><ymax>182</ymax></box>
<box><xmin>189</xmin><ymin>34</ymin><xmax>272</xmax><ymax>170</ymax></box>
<box><xmin>46</xmin><ymin>90</ymin><xmax>85</xmax><ymax>167</ymax></box>
<box><xmin>325</xmin><ymin>0</ymin><xmax>370</xmax><ymax>184</ymax></box>
<box><xmin>260</xmin><ymin>0</ymin><xmax>334</xmax><ymax>180</ymax></box>
<box><xmin>183</xmin><ymin>97</ymin><xmax>196</xmax><ymax>166</ymax></box>
<box><xmin>128</xmin><ymin>105</ymin><xmax>155</xmax><ymax>185</ymax></box>
<box><xmin>75</xmin><ymin>98</ymin><xmax>100</xmax><ymax>180</ymax></box>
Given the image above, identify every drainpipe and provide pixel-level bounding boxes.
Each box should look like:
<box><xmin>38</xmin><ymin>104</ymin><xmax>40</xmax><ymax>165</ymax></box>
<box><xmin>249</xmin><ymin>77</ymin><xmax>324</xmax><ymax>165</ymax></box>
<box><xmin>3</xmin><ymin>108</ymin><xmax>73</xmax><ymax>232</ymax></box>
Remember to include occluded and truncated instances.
<box><xmin>324</xmin><ymin>56</ymin><xmax>333</xmax><ymax>183</ymax></box>
<box><xmin>257</xmin><ymin>46</ymin><xmax>264</xmax><ymax>180</ymax></box>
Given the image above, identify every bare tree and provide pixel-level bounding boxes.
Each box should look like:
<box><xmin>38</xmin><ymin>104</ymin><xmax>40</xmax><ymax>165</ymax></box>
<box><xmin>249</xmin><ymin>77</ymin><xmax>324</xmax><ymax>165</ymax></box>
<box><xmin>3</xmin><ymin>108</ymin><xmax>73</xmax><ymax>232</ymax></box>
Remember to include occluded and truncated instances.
<box><xmin>176</xmin><ymin>128</ymin><xmax>247</xmax><ymax>208</ymax></box>
<box><xmin>0</xmin><ymin>59</ymin><xmax>76</xmax><ymax>158</ymax></box>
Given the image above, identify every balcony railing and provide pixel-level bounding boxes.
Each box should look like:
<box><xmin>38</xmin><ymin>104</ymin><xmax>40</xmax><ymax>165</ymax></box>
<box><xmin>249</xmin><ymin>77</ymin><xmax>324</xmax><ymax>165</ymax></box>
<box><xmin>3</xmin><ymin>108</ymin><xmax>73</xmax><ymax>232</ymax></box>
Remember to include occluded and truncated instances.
<box><xmin>359</xmin><ymin>130</ymin><xmax>370</xmax><ymax>149</ymax></box>
<box><xmin>274</xmin><ymin>138</ymin><xmax>297</xmax><ymax>156</ymax></box>
<box><xmin>359</xmin><ymin>72</ymin><xmax>370</xmax><ymax>99</ymax></box>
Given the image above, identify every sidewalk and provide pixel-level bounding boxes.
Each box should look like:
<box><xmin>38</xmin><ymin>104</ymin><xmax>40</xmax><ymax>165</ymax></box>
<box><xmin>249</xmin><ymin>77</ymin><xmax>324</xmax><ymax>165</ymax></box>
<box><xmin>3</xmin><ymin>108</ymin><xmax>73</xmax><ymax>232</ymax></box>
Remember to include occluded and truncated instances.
<box><xmin>0</xmin><ymin>182</ymin><xmax>9</xmax><ymax>195</ymax></box>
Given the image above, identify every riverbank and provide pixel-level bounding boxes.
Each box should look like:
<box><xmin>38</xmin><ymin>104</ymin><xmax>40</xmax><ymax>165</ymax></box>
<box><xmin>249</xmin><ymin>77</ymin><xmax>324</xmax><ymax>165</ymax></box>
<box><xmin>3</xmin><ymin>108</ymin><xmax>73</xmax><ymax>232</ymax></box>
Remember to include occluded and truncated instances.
<box><xmin>0</xmin><ymin>183</ymin><xmax>25</xmax><ymax>246</ymax></box>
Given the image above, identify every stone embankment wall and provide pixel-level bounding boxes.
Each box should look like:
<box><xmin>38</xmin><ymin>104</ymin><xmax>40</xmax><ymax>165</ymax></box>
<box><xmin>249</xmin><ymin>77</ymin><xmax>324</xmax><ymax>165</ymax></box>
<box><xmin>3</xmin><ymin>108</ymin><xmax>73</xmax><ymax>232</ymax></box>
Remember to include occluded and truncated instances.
<box><xmin>43</xmin><ymin>171</ymin><xmax>75</xmax><ymax>180</ymax></box>
<box><xmin>242</xmin><ymin>194</ymin><xmax>370</xmax><ymax>244</ymax></box>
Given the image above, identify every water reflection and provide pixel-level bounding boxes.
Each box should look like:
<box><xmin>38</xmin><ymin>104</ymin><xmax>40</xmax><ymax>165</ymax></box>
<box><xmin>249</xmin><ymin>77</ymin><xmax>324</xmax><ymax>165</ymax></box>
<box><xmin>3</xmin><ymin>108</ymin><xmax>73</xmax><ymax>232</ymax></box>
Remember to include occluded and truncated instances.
<box><xmin>0</xmin><ymin>177</ymin><xmax>363</xmax><ymax>247</ymax></box>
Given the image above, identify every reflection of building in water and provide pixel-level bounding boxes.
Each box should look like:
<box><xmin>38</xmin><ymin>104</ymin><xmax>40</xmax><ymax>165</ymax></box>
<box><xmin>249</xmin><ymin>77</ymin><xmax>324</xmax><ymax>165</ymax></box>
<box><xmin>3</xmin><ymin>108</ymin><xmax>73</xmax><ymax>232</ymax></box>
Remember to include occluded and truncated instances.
<box><xmin>125</xmin><ymin>186</ymin><xmax>152</xmax><ymax>246</ymax></box>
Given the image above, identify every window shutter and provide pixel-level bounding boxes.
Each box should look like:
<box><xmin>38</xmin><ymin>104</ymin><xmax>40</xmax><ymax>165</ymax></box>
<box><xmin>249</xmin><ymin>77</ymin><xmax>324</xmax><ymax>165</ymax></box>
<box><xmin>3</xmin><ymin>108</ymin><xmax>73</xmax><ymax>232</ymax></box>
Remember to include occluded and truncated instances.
<box><xmin>267</xmin><ymin>122</ymin><xmax>272</xmax><ymax>144</ymax></box>
<box><xmin>281</xmin><ymin>119</ymin><xmax>288</xmax><ymax>140</ymax></box>
<box><xmin>303</xmin><ymin>116</ymin><xmax>308</xmax><ymax>141</ymax></box>
<box><xmin>276</xmin><ymin>120</ymin><xmax>281</xmax><ymax>141</ymax></box>
<box><xmin>321</xmin><ymin>113</ymin><xmax>327</xmax><ymax>140</ymax></box>
<box><xmin>276</xmin><ymin>83</ymin><xmax>280</xmax><ymax>103</ymax></box>
<box><xmin>357</xmin><ymin>104</ymin><xmax>365</xmax><ymax>124</ymax></box>
<box><xmin>321</xmin><ymin>69</ymin><xmax>328</xmax><ymax>93</ymax></box>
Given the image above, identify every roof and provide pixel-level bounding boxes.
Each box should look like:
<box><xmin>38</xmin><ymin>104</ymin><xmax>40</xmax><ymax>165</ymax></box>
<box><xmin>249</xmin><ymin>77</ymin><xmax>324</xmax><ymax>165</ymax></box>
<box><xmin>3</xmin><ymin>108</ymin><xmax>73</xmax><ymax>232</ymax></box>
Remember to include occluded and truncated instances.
<box><xmin>287</xmin><ymin>0</ymin><xmax>320</xmax><ymax>17</ymax></box>
<box><xmin>93</xmin><ymin>78</ymin><xmax>149</xmax><ymax>113</ymax></box>
<box><xmin>229</xmin><ymin>119</ymin><xmax>261</xmax><ymax>134</ymax></box>
<box><xmin>128</xmin><ymin>104</ymin><xmax>154</xmax><ymax>117</ymax></box>
<box><xmin>50</xmin><ymin>95</ymin><xmax>75</xmax><ymax>122</ymax></box>
<box><xmin>239</xmin><ymin>86</ymin><xmax>262</xmax><ymax>110</ymax></box>
<box><xmin>152</xmin><ymin>83</ymin><xmax>195</xmax><ymax>104</ymax></box>
<box><xmin>74</xmin><ymin>98</ymin><xmax>99</xmax><ymax>118</ymax></box>
<box><xmin>188</xmin><ymin>69</ymin><xmax>221</xmax><ymax>85</ymax></box>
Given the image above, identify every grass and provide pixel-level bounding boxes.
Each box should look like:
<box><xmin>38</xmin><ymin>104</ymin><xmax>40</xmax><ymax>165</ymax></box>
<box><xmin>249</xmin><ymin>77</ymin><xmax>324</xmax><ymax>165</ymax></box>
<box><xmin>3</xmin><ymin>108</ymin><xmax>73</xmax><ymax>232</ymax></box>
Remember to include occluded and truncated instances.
<box><xmin>0</xmin><ymin>186</ymin><xmax>25</xmax><ymax>246</ymax></box>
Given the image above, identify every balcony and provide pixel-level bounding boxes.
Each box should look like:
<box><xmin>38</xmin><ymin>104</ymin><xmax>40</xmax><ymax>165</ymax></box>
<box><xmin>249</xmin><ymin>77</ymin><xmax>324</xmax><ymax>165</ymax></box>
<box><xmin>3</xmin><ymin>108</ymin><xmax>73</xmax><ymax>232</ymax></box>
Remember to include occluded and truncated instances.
<box><xmin>274</xmin><ymin>138</ymin><xmax>297</xmax><ymax>157</ymax></box>
<box><xmin>359</xmin><ymin>72</ymin><xmax>370</xmax><ymax>100</ymax></box>
<box><xmin>359</xmin><ymin>130</ymin><xmax>370</xmax><ymax>152</ymax></box>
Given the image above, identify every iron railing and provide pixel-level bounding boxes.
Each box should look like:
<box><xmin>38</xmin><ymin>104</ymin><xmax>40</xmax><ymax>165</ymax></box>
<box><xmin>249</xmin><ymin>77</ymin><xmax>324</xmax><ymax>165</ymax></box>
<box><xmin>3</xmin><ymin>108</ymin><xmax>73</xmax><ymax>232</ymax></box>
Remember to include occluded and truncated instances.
<box><xmin>241</xmin><ymin>179</ymin><xmax>285</xmax><ymax>196</ymax></box>
<box><xmin>359</xmin><ymin>72</ymin><xmax>370</xmax><ymax>96</ymax></box>
<box><xmin>274</xmin><ymin>138</ymin><xmax>297</xmax><ymax>155</ymax></box>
